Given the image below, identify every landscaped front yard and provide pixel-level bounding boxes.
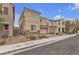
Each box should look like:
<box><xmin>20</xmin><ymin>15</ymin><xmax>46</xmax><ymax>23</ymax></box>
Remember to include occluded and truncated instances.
<box><xmin>0</xmin><ymin>34</ymin><xmax>57</xmax><ymax>46</ymax></box>
<box><xmin>0</xmin><ymin>35</ymin><xmax>29</xmax><ymax>45</ymax></box>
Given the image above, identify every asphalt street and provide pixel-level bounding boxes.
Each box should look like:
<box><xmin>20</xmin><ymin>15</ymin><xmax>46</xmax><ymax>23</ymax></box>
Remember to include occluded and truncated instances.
<box><xmin>15</xmin><ymin>35</ymin><xmax>79</xmax><ymax>55</ymax></box>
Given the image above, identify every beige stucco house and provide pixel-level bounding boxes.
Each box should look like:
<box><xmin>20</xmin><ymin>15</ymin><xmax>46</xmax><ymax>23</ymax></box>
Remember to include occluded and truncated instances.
<box><xmin>54</xmin><ymin>19</ymin><xmax>65</xmax><ymax>35</ymax></box>
<box><xmin>49</xmin><ymin>20</ymin><xmax>56</xmax><ymax>34</ymax></box>
<box><xmin>0</xmin><ymin>3</ymin><xmax>15</xmax><ymax>36</ymax></box>
<box><xmin>19</xmin><ymin>8</ymin><xmax>41</xmax><ymax>35</ymax></box>
<box><xmin>49</xmin><ymin>19</ymin><xmax>65</xmax><ymax>35</ymax></box>
<box><xmin>19</xmin><ymin>7</ymin><xmax>67</xmax><ymax>36</ymax></box>
<box><xmin>19</xmin><ymin>7</ymin><xmax>51</xmax><ymax>35</ymax></box>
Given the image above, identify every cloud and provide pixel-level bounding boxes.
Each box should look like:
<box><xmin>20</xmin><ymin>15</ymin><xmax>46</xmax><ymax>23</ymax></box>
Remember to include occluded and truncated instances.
<box><xmin>72</xmin><ymin>3</ymin><xmax>79</xmax><ymax>10</ymax></box>
<box><xmin>53</xmin><ymin>15</ymin><xmax>64</xmax><ymax>19</ymax></box>
<box><xmin>67</xmin><ymin>6</ymin><xmax>72</xmax><ymax>10</ymax></box>
<box><xmin>67</xmin><ymin>3</ymin><xmax>79</xmax><ymax>11</ymax></box>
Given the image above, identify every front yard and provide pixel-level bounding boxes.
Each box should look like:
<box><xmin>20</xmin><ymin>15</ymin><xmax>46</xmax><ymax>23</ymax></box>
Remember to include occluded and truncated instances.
<box><xmin>0</xmin><ymin>34</ymin><xmax>57</xmax><ymax>46</ymax></box>
<box><xmin>0</xmin><ymin>35</ymin><xmax>29</xmax><ymax>45</ymax></box>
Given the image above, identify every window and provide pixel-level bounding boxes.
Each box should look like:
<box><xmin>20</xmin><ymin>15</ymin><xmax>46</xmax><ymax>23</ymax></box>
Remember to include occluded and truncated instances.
<box><xmin>62</xmin><ymin>28</ymin><xmax>64</xmax><ymax>33</ymax></box>
<box><xmin>31</xmin><ymin>25</ymin><xmax>36</xmax><ymax>31</ymax></box>
<box><xmin>40</xmin><ymin>19</ymin><xmax>42</xmax><ymax>23</ymax></box>
<box><xmin>51</xmin><ymin>22</ymin><xmax>53</xmax><ymax>25</ymax></box>
<box><xmin>29</xmin><ymin>13</ymin><xmax>39</xmax><ymax>20</ymax></box>
<box><xmin>4</xmin><ymin>24</ymin><xmax>8</xmax><ymax>31</ymax></box>
<box><xmin>58</xmin><ymin>22</ymin><xmax>60</xmax><ymax>25</ymax></box>
<box><xmin>3</xmin><ymin>7</ymin><xmax>8</xmax><ymax>15</ymax></box>
<box><xmin>62</xmin><ymin>22</ymin><xmax>64</xmax><ymax>25</ymax></box>
<box><xmin>59</xmin><ymin>28</ymin><xmax>60</xmax><ymax>33</ymax></box>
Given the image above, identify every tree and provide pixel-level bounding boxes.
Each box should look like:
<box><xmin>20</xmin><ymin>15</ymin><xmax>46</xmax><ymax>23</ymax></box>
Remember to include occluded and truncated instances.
<box><xmin>75</xmin><ymin>19</ymin><xmax>79</xmax><ymax>32</ymax></box>
<box><xmin>65</xmin><ymin>20</ymin><xmax>71</xmax><ymax>34</ymax></box>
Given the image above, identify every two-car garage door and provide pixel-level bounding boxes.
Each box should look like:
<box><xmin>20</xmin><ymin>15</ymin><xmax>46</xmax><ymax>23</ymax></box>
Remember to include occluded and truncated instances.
<box><xmin>40</xmin><ymin>29</ymin><xmax>48</xmax><ymax>33</ymax></box>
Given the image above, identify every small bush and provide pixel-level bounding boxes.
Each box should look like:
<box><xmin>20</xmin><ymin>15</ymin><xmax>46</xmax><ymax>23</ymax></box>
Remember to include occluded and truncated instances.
<box><xmin>56</xmin><ymin>33</ymin><xmax>59</xmax><ymax>35</ymax></box>
<box><xmin>38</xmin><ymin>35</ymin><xmax>48</xmax><ymax>39</ymax></box>
<box><xmin>0</xmin><ymin>40</ymin><xmax>6</xmax><ymax>45</ymax></box>
<box><xmin>29</xmin><ymin>36</ymin><xmax>36</xmax><ymax>40</ymax></box>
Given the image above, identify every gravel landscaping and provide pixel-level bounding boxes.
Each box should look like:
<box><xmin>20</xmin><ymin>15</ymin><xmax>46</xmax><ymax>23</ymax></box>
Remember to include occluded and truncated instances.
<box><xmin>0</xmin><ymin>34</ymin><xmax>58</xmax><ymax>46</ymax></box>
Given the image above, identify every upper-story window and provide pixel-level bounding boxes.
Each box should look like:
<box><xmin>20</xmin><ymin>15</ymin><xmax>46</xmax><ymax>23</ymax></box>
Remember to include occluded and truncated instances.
<box><xmin>3</xmin><ymin>7</ymin><xmax>8</xmax><ymax>15</ymax></box>
<box><xmin>62</xmin><ymin>22</ymin><xmax>65</xmax><ymax>25</ymax></box>
<box><xmin>58</xmin><ymin>22</ymin><xmax>60</xmax><ymax>25</ymax></box>
<box><xmin>40</xmin><ymin>19</ymin><xmax>42</xmax><ymax>23</ymax></box>
<box><xmin>4</xmin><ymin>24</ymin><xmax>9</xmax><ymax>31</ymax></box>
<box><xmin>29</xmin><ymin>12</ymin><xmax>39</xmax><ymax>20</ymax></box>
<box><xmin>51</xmin><ymin>22</ymin><xmax>53</xmax><ymax>25</ymax></box>
<box><xmin>31</xmin><ymin>25</ymin><xmax>36</xmax><ymax>31</ymax></box>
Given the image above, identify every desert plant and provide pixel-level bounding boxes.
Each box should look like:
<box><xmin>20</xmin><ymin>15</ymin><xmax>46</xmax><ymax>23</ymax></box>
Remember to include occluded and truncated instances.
<box><xmin>38</xmin><ymin>35</ymin><xmax>48</xmax><ymax>39</ymax></box>
<box><xmin>56</xmin><ymin>33</ymin><xmax>59</xmax><ymax>35</ymax></box>
<box><xmin>29</xmin><ymin>36</ymin><xmax>36</xmax><ymax>40</ymax></box>
<box><xmin>0</xmin><ymin>39</ymin><xmax>6</xmax><ymax>45</ymax></box>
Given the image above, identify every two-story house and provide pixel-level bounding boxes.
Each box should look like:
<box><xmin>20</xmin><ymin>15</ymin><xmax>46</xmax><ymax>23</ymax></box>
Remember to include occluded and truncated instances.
<box><xmin>19</xmin><ymin>7</ymin><xmax>66</xmax><ymax>36</ymax></box>
<box><xmin>0</xmin><ymin>3</ymin><xmax>15</xmax><ymax>36</ymax></box>
<box><xmin>19</xmin><ymin>8</ymin><xmax>41</xmax><ymax>35</ymax></box>
<box><xmin>49</xmin><ymin>19</ymin><xmax>65</xmax><ymax>35</ymax></box>
<box><xmin>54</xmin><ymin>19</ymin><xmax>65</xmax><ymax>35</ymax></box>
<box><xmin>49</xmin><ymin>20</ymin><xmax>56</xmax><ymax>34</ymax></box>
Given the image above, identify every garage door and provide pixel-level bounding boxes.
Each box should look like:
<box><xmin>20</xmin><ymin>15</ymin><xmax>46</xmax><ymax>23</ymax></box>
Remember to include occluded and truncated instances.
<box><xmin>40</xmin><ymin>29</ymin><xmax>48</xmax><ymax>33</ymax></box>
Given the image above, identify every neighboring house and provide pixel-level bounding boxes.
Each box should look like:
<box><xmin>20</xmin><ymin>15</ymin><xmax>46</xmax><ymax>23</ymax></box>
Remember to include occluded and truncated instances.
<box><xmin>0</xmin><ymin>3</ymin><xmax>15</xmax><ymax>36</ymax></box>
<box><xmin>19</xmin><ymin>8</ymin><xmax>41</xmax><ymax>35</ymax></box>
<box><xmin>49</xmin><ymin>19</ymin><xmax>65</xmax><ymax>35</ymax></box>
<box><xmin>49</xmin><ymin>20</ymin><xmax>57</xmax><ymax>34</ymax></box>
<box><xmin>40</xmin><ymin>17</ymin><xmax>49</xmax><ymax>34</ymax></box>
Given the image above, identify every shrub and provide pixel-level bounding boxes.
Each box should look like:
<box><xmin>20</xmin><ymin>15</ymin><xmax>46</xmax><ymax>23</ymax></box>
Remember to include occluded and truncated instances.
<box><xmin>29</xmin><ymin>36</ymin><xmax>36</xmax><ymax>40</ymax></box>
<box><xmin>56</xmin><ymin>33</ymin><xmax>59</xmax><ymax>35</ymax></box>
<box><xmin>38</xmin><ymin>35</ymin><xmax>48</xmax><ymax>39</ymax></box>
<box><xmin>0</xmin><ymin>40</ymin><xmax>6</xmax><ymax>45</ymax></box>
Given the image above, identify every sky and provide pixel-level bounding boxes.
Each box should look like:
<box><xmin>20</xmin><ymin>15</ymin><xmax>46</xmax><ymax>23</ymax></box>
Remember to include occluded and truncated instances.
<box><xmin>14</xmin><ymin>3</ymin><xmax>79</xmax><ymax>27</ymax></box>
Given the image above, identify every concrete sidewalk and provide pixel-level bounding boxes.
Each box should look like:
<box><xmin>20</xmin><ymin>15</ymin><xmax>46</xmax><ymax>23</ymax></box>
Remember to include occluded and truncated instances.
<box><xmin>0</xmin><ymin>34</ymin><xmax>77</xmax><ymax>55</ymax></box>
